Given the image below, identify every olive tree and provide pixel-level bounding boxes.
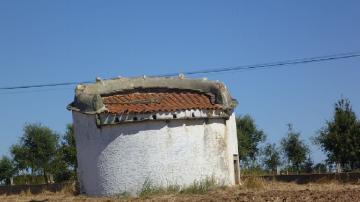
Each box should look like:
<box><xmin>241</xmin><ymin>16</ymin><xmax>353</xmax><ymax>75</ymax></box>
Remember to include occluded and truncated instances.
<box><xmin>281</xmin><ymin>124</ymin><xmax>309</xmax><ymax>173</ymax></box>
<box><xmin>314</xmin><ymin>98</ymin><xmax>360</xmax><ymax>171</ymax></box>
<box><xmin>52</xmin><ymin>124</ymin><xmax>78</xmax><ymax>182</ymax></box>
<box><xmin>11</xmin><ymin>123</ymin><xmax>59</xmax><ymax>183</ymax></box>
<box><xmin>0</xmin><ymin>156</ymin><xmax>15</xmax><ymax>184</ymax></box>
<box><xmin>236</xmin><ymin>115</ymin><xmax>266</xmax><ymax>167</ymax></box>
<box><xmin>262</xmin><ymin>143</ymin><xmax>281</xmax><ymax>174</ymax></box>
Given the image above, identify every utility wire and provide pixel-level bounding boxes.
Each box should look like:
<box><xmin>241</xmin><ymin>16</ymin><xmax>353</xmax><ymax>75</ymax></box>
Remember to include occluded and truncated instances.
<box><xmin>0</xmin><ymin>87</ymin><xmax>74</xmax><ymax>95</ymax></box>
<box><xmin>0</xmin><ymin>81</ymin><xmax>93</xmax><ymax>90</ymax></box>
<box><xmin>156</xmin><ymin>51</ymin><xmax>360</xmax><ymax>77</ymax></box>
<box><xmin>1</xmin><ymin>51</ymin><xmax>360</xmax><ymax>91</ymax></box>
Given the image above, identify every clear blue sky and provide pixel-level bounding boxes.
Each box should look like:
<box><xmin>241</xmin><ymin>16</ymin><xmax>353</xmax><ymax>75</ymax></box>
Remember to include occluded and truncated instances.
<box><xmin>1</xmin><ymin>1</ymin><xmax>359</xmax><ymax>163</ymax></box>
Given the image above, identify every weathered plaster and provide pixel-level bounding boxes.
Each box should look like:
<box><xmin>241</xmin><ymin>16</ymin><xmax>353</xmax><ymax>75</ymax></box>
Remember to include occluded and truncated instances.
<box><xmin>73</xmin><ymin>111</ymin><xmax>238</xmax><ymax>196</ymax></box>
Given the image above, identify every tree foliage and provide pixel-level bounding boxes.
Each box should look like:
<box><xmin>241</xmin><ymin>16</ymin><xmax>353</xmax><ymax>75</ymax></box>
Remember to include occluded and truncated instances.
<box><xmin>262</xmin><ymin>143</ymin><xmax>281</xmax><ymax>174</ymax></box>
<box><xmin>0</xmin><ymin>156</ymin><xmax>15</xmax><ymax>184</ymax></box>
<box><xmin>302</xmin><ymin>156</ymin><xmax>314</xmax><ymax>173</ymax></box>
<box><xmin>10</xmin><ymin>144</ymin><xmax>30</xmax><ymax>173</ymax></box>
<box><xmin>52</xmin><ymin>124</ymin><xmax>77</xmax><ymax>182</ymax></box>
<box><xmin>61</xmin><ymin>124</ymin><xmax>77</xmax><ymax>170</ymax></box>
<box><xmin>313</xmin><ymin>163</ymin><xmax>327</xmax><ymax>173</ymax></box>
<box><xmin>314</xmin><ymin>98</ymin><xmax>360</xmax><ymax>170</ymax></box>
<box><xmin>281</xmin><ymin>124</ymin><xmax>309</xmax><ymax>172</ymax></box>
<box><xmin>236</xmin><ymin>115</ymin><xmax>266</xmax><ymax>166</ymax></box>
<box><xmin>10</xmin><ymin>123</ymin><xmax>59</xmax><ymax>183</ymax></box>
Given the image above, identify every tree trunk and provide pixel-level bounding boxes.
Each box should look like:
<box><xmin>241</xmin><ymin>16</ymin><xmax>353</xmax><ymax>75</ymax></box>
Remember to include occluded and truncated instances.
<box><xmin>43</xmin><ymin>168</ymin><xmax>48</xmax><ymax>184</ymax></box>
<box><xmin>30</xmin><ymin>165</ymin><xmax>34</xmax><ymax>184</ymax></box>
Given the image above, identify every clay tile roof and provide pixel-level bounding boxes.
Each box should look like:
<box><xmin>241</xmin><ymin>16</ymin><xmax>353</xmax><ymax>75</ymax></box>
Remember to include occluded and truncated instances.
<box><xmin>102</xmin><ymin>90</ymin><xmax>222</xmax><ymax>114</ymax></box>
<box><xmin>67</xmin><ymin>77</ymin><xmax>237</xmax><ymax>115</ymax></box>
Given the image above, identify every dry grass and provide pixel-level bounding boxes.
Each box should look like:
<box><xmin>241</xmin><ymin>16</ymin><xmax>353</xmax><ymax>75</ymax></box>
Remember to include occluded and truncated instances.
<box><xmin>242</xmin><ymin>175</ymin><xmax>265</xmax><ymax>189</ymax></box>
<box><xmin>137</xmin><ymin>176</ymin><xmax>220</xmax><ymax>197</ymax></box>
<box><xmin>1</xmin><ymin>179</ymin><xmax>360</xmax><ymax>201</ymax></box>
<box><xmin>58</xmin><ymin>182</ymin><xmax>77</xmax><ymax>196</ymax></box>
<box><xmin>18</xmin><ymin>188</ymin><xmax>33</xmax><ymax>196</ymax></box>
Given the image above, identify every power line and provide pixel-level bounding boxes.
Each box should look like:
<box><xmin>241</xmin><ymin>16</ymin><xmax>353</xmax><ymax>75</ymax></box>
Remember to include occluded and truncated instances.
<box><xmin>156</xmin><ymin>51</ymin><xmax>360</xmax><ymax>77</ymax></box>
<box><xmin>0</xmin><ymin>87</ymin><xmax>74</xmax><ymax>95</ymax></box>
<box><xmin>1</xmin><ymin>51</ymin><xmax>360</xmax><ymax>91</ymax></box>
<box><xmin>0</xmin><ymin>81</ymin><xmax>93</xmax><ymax>90</ymax></box>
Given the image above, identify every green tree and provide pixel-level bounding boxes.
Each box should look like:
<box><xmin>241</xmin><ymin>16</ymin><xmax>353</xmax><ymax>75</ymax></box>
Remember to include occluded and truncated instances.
<box><xmin>10</xmin><ymin>144</ymin><xmax>30</xmax><ymax>173</ymax></box>
<box><xmin>314</xmin><ymin>98</ymin><xmax>360</xmax><ymax>170</ymax></box>
<box><xmin>0</xmin><ymin>156</ymin><xmax>15</xmax><ymax>185</ymax></box>
<box><xmin>302</xmin><ymin>156</ymin><xmax>314</xmax><ymax>173</ymax></box>
<box><xmin>262</xmin><ymin>143</ymin><xmax>281</xmax><ymax>174</ymax></box>
<box><xmin>11</xmin><ymin>123</ymin><xmax>59</xmax><ymax>183</ymax></box>
<box><xmin>52</xmin><ymin>124</ymin><xmax>77</xmax><ymax>182</ymax></box>
<box><xmin>313</xmin><ymin>163</ymin><xmax>327</xmax><ymax>173</ymax></box>
<box><xmin>281</xmin><ymin>124</ymin><xmax>309</xmax><ymax>173</ymax></box>
<box><xmin>236</xmin><ymin>115</ymin><xmax>266</xmax><ymax>167</ymax></box>
<box><xmin>52</xmin><ymin>151</ymin><xmax>72</xmax><ymax>182</ymax></box>
<box><xmin>61</xmin><ymin>124</ymin><xmax>77</xmax><ymax>170</ymax></box>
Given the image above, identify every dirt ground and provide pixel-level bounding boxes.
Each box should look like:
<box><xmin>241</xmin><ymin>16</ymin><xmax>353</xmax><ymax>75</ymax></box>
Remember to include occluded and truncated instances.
<box><xmin>1</xmin><ymin>181</ymin><xmax>360</xmax><ymax>202</ymax></box>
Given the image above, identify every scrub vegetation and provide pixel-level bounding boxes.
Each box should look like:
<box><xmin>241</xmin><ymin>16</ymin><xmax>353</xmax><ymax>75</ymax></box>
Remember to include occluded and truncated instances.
<box><xmin>138</xmin><ymin>176</ymin><xmax>221</xmax><ymax>197</ymax></box>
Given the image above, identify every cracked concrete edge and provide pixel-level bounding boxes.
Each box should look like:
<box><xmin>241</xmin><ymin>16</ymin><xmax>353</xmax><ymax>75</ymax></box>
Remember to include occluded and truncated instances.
<box><xmin>67</xmin><ymin>76</ymin><xmax>238</xmax><ymax>114</ymax></box>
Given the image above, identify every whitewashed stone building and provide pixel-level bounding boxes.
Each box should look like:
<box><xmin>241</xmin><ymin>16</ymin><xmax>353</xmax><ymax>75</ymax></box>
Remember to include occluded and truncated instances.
<box><xmin>67</xmin><ymin>76</ymin><xmax>240</xmax><ymax>196</ymax></box>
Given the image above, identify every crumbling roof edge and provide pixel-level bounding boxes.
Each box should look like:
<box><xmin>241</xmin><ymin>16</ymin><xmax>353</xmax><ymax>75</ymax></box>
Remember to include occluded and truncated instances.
<box><xmin>67</xmin><ymin>76</ymin><xmax>237</xmax><ymax>114</ymax></box>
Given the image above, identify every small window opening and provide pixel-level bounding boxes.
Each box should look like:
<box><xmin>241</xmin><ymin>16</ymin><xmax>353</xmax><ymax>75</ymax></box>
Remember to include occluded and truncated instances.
<box><xmin>152</xmin><ymin>115</ymin><xmax>157</xmax><ymax>120</ymax></box>
<box><xmin>192</xmin><ymin>112</ymin><xmax>195</xmax><ymax>118</ymax></box>
<box><xmin>133</xmin><ymin>117</ymin><xmax>138</xmax><ymax>121</ymax></box>
<box><xmin>115</xmin><ymin>117</ymin><xmax>120</xmax><ymax>123</ymax></box>
<box><xmin>172</xmin><ymin>114</ymin><xmax>177</xmax><ymax>119</ymax></box>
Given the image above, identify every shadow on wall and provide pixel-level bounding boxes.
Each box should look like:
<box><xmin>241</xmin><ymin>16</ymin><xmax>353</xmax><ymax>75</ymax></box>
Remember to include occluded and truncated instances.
<box><xmin>99</xmin><ymin>118</ymin><xmax>219</xmax><ymax>137</ymax></box>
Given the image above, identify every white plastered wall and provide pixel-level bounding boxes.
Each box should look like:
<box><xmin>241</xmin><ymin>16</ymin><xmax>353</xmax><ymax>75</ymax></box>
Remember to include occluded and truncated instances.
<box><xmin>72</xmin><ymin>111</ymin><xmax>238</xmax><ymax>196</ymax></box>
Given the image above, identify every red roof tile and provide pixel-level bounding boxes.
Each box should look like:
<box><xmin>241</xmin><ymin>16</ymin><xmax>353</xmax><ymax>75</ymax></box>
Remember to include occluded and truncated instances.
<box><xmin>102</xmin><ymin>90</ymin><xmax>222</xmax><ymax>114</ymax></box>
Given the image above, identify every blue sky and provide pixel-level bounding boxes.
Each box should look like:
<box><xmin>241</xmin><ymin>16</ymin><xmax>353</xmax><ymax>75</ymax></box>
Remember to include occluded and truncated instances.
<box><xmin>0</xmin><ymin>1</ymin><xmax>359</xmax><ymax>163</ymax></box>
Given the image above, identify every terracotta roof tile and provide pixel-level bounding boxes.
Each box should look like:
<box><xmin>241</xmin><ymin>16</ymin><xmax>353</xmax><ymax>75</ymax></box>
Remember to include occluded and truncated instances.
<box><xmin>102</xmin><ymin>90</ymin><xmax>222</xmax><ymax>114</ymax></box>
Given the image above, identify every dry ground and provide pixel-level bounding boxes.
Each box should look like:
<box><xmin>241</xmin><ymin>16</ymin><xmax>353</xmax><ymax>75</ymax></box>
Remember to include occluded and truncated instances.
<box><xmin>1</xmin><ymin>181</ymin><xmax>360</xmax><ymax>202</ymax></box>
